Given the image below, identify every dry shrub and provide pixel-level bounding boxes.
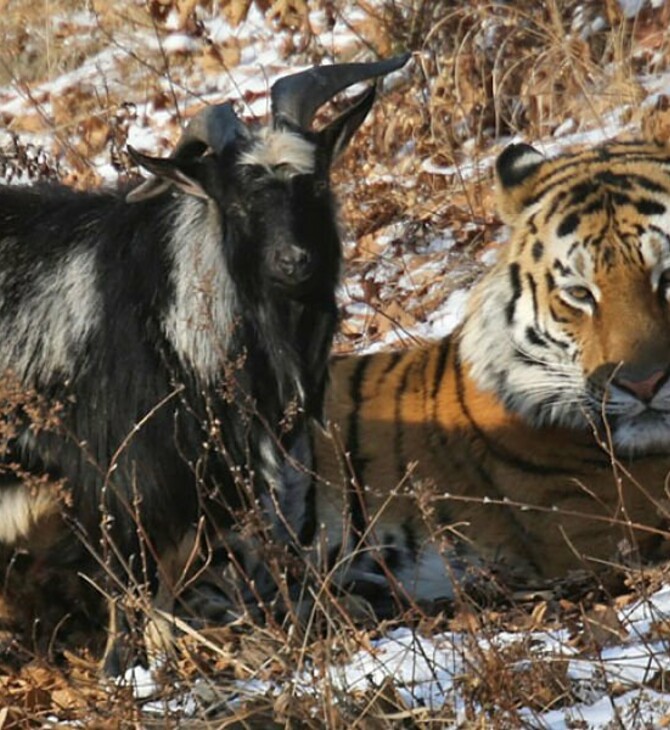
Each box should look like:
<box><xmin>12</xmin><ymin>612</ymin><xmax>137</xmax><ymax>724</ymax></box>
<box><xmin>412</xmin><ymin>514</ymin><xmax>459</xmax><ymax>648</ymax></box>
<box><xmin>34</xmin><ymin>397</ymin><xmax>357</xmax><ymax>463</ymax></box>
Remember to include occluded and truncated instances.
<box><xmin>0</xmin><ymin>135</ymin><xmax>60</xmax><ymax>184</ymax></box>
<box><xmin>347</xmin><ymin>0</ymin><xmax>656</xmax><ymax>161</ymax></box>
<box><xmin>147</xmin><ymin>0</ymin><xmax>323</xmax><ymax>32</ymax></box>
<box><xmin>458</xmin><ymin>640</ymin><xmax>573</xmax><ymax>724</ymax></box>
<box><xmin>0</xmin><ymin>0</ymin><xmax>105</xmax><ymax>85</ymax></box>
<box><xmin>345</xmin><ymin>1</ymin><xmax>633</xmax><ymax>199</ymax></box>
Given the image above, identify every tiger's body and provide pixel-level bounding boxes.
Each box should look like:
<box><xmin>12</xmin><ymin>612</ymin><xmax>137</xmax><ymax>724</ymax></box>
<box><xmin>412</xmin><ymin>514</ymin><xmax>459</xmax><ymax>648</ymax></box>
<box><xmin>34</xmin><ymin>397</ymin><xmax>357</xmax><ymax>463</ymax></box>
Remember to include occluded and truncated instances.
<box><xmin>310</xmin><ymin>140</ymin><xmax>670</xmax><ymax>602</ymax></box>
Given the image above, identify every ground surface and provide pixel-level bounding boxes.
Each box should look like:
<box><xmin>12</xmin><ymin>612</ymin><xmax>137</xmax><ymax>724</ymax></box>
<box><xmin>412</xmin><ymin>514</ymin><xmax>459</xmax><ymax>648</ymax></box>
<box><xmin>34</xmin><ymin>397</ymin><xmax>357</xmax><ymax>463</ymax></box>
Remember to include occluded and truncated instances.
<box><xmin>2</xmin><ymin>0</ymin><xmax>670</xmax><ymax>726</ymax></box>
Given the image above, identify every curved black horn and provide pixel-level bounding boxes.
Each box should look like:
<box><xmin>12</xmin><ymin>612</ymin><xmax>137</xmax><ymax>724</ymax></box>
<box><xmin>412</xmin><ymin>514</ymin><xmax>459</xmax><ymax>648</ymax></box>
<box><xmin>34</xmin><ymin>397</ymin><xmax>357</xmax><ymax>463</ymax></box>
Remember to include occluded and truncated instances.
<box><xmin>172</xmin><ymin>101</ymin><xmax>246</xmax><ymax>157</ymax></box>
<box><xmin>271</xmin><ymin>53</ymin><xmax>411</xmax><ymax>131</ymax></box>
<box><xmin>126</xmin><ymin>102</ymin><xmax>246</xmax><ymax>203</ymax></box>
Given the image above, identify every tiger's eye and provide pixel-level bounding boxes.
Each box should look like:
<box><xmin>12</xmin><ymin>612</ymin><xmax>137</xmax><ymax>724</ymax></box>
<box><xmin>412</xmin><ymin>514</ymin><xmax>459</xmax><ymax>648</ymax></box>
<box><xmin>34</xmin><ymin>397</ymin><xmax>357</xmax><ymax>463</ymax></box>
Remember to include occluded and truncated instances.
<box><xmin>564</xmin><ymin>285</ymin><xmax>595</xmax><ymax>306</ymax></box>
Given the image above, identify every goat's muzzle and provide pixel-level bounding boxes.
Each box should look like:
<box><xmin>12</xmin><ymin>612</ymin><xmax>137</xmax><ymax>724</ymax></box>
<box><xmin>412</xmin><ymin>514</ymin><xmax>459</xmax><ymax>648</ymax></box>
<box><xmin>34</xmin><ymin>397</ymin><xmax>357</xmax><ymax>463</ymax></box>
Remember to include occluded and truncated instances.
<box><xmin>270</xmin><ymin>244</ymin><xmax>313</xmax><ymax>286</ymax></box>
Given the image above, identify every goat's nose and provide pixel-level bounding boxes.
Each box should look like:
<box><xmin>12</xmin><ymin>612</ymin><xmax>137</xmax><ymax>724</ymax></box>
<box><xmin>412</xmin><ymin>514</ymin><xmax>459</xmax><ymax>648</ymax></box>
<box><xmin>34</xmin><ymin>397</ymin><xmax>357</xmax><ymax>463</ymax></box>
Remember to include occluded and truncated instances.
<box><xmin>615</xmin><ymin>369</ymin><xmax>668</xmax><ymax>402</ymax></box>
<box><xmin>276</xmin><ymin>246</ymin><xmax>311</xmax><ymax>281</ymax></box>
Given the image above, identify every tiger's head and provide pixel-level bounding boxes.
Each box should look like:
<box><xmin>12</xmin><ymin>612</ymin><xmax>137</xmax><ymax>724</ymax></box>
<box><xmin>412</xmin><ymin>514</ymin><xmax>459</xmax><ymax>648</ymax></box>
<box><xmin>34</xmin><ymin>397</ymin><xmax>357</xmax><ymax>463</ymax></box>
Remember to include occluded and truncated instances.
<box><xmin>460</xmin><ymin>140</ymin><xmax>670</xmax><ymax>454</ymax></box>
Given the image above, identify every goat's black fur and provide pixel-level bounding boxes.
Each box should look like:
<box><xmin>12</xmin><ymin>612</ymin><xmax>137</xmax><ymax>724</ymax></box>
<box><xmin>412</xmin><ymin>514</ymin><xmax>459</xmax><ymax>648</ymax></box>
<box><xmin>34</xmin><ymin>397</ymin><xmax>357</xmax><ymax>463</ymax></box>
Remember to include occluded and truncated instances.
<box><xmin>0</xmin><ymin>54</ymin><xmax>411</xmax><ymax>668</ymax></box>
<box><xmin>2</xmin><ymin>175</ymin><xmax>333</xmax><ymax>548</ymax></box>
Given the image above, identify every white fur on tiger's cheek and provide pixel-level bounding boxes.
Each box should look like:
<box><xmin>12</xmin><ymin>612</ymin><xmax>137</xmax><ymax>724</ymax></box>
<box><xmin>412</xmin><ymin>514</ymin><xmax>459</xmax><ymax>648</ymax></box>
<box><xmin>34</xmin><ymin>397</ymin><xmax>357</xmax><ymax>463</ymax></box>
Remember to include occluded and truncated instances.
<box><xmin>640</xmin><ymin>206</ymin><xmax>670</xmax><ymax>256</ymax></box>
<box><xmin>460</xmin><ymin>263</ymin><xmax>588</xmax><ymax>429</ymax></box>
<box><xmin>459</xmin><ymin>267</ymin><xmax>516</xmax><ymax>393</ymax></box>
<box><xmin>643</xmin><ymin>231</ymin><xmax>670</xmax><ymax>268</ymax></box>
<box><xmin>608</xmin><ymin>379</ymin><xmax>670</xmax><ymax>454</ymax></box>
<box><xmin>612</xmin><ymin>415</ymin><xmax>670</xmax><ymax>455</ymax></box>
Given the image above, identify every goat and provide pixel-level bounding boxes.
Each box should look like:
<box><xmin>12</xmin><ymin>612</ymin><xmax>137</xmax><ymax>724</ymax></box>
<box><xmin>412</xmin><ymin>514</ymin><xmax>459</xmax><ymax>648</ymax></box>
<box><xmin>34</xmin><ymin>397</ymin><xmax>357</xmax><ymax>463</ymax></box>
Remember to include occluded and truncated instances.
<box><xmin>0</xmin><ymin>54</ymin><xmax>410</xmax><ymax>671</ymax></box>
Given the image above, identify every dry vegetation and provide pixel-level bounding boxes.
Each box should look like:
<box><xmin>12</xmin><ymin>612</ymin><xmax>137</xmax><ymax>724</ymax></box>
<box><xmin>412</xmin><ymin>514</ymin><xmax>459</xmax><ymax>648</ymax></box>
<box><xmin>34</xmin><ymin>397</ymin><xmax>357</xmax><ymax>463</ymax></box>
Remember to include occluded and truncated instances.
<box><xmin>0</xmin><ymin>0</ymin><xmax>669</xmax><ymax>726</ymax></box>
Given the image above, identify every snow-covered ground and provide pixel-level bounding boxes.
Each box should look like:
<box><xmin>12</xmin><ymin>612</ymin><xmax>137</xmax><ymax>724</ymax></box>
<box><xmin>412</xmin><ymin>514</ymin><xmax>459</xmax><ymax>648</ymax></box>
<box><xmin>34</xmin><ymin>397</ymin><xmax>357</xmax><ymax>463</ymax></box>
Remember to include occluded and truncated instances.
<box><xmin>329</xmin><ymin>585</ymin><xmax>670</xmax><ymax>727</ymax></box>
<box><xmin>127</xmin><ymin>582</ymin><xmax>670</xmax><ymax>726</ymax></box>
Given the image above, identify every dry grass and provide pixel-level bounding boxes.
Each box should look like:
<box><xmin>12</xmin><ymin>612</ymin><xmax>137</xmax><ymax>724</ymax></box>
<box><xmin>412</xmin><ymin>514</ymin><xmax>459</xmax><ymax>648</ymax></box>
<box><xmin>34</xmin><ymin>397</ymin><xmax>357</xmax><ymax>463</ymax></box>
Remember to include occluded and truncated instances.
<box><xmin>0</xmin><ymin>0</ymin><xmax>668</xmax><ymax>726</ymax></box>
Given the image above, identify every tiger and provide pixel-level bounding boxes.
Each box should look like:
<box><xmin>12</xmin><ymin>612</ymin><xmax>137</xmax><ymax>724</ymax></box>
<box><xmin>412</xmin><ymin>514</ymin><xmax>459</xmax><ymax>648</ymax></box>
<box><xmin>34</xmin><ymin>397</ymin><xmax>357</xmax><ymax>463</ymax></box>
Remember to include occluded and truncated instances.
<box><xmin>307</xmin><ymin>138</ymin><xmax>670</xmax><ymax>607</ymax></box>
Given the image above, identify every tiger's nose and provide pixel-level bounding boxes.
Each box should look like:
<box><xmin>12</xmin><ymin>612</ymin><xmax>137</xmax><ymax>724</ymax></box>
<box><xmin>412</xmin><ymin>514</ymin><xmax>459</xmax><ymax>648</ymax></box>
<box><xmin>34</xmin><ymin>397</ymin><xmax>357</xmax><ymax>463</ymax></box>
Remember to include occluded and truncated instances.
<box><xmin>615</xmin><ymin>369</ymin><xmax>668</xmax><ymax>402</ymax></box>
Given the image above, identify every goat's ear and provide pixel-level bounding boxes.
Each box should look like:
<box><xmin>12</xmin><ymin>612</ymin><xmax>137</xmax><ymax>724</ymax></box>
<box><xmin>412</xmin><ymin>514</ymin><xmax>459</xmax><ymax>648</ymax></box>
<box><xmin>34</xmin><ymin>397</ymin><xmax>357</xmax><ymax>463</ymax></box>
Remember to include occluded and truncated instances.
<box><xmin>318</xmin><ymin>84</ymin><xmax>377</xmax><ymax>164</ymax></box>
<box><xmin>126</xmin><ymin>146</ymin><xmax>210</xmax><ymax>203</ymax></box>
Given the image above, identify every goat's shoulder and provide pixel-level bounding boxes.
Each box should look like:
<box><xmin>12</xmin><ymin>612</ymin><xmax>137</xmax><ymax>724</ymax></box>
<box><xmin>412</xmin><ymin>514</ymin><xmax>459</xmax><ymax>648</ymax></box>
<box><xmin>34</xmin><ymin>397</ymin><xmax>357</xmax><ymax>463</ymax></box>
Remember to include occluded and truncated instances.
<box><xmin>0</xmin><ymin>180</ymin><xmax>123</xmax><ymax>222</ymax></box>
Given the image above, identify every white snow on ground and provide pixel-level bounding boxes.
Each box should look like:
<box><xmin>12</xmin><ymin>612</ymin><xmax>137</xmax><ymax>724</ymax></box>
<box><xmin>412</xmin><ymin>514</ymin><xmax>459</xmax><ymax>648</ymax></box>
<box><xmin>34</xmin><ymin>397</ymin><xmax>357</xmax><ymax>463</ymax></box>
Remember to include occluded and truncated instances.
<box><xmin>135</xmin><ymin>582</ymin><xmax>670</xmax><ymax>726</ymax></box>
<box><xmin>2</xmin><ymin>0</ymin><xmax>670</xmax><ymax>725</ymax></box>
<box><xmin>426</xmin><ymin>288</ymin><xmax>471</xmax><ymax>340</ymax></box>
<box><xmin>324</xmin><ymin>584</ymin><xmax>670</xmax><ymax>727</ymax></box>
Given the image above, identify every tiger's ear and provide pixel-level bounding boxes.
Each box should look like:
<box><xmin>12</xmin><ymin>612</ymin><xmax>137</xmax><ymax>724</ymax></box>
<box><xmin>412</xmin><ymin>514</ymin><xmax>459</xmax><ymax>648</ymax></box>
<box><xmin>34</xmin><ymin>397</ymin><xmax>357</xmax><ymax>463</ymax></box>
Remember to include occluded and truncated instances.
<box><xmin>495</xmin><ymin>143</ymin><xmax>545</xmax><ymax>223</ymax></box>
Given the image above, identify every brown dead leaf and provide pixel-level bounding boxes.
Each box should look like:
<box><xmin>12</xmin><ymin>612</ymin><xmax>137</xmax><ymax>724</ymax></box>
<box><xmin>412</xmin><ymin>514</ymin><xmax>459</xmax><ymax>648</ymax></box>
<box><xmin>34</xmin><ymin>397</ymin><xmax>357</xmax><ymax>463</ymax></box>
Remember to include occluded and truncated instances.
<box><xmin>20</xmin><ymin>664</ymin><xmax>53</xmax><ymax>688</ymax></box>
<box><xmin>582</xmin><ymin>604</ymin><xmax>627</xmax><ymax>647</ymax></box>
<box><xmin>51</xmin><ymin>86</ymin><xmax>94</xmax><ymax>129</ymax></box>
<box><xmin>338</xmin><ymin>316</ymin><xmax>367</xmax><ymax>343</ymax></box>
<box><xmin>9</xmin><ymin>112</ymin><xmax>48</xmax><ymax>134</ymax></box>
<box><xmin>356</xmin><ymin>230</ymin><xmax>392</xmax><ymax>260</ymax></box>
<box><xmin>630</xmin><ymin>1</ymin><xmax>670</xmax><ymax>48</ymax></box>
<box><xmin>449</xmin><ymin>609</ymin><xmax>480</xmax><ymax>633</ymax></box>
<box><xmin>267</xmin><ymin>0</ymin><xmax>309</xmax><ymax>30</ymax></box>
<box><xmin>77</xmin><ymin>116</ymin><xmax>110</xmax><ymax>158</ymax></box>
<box><xmin>529</xmin><ymin>600</ymin><xmax>548</xmax><ymax>629</ymax></box>
<box><xmin>176</xmin><ymin>0</ymin><xmax>199</xmax><ymax>27</ymax></box>
<box><xmin>613</xmin><ymin>592</ymin><xmax>636</xmax><ymax>610</ymax></box>
<box><xmin>648</xmin><ymin>619</ymin><xmax>670</xmax><ymax>640</ymax></box>
<box><xmin>346</xmin><ymin>15</ymin><xmax>393</xmax><ymax>58</ymax></box>
<box><xmin>50</xmin><ymin>686</ymin><xmax>84</xmax><ymax>712</ymax></box>
<box><xmin>220</xmin><ymin>0</ymin><xmax>254</xmax><ymax>26</ymax></box>
<box><xmin>361</xmin><ymin>278</ymin><xmax>380</xmax><ymax>303</ymax></box>
<box><xmin>642</xmin><ymin>94</ymin><xmax>670</xmax><ymax>145</ymax></box>
<box><xmin>376</xmin><ymin>300</ymin><xmax>418</xmax><ymax>336</ymax></box>
<box><xmin>23</xmin><ymin>686</ymin><xmax>52</xmax><ymax>713</ymax></box>
<box><xmin>0</xmin><ymin>706</ymin><xmax>26</xmax><ymax>730</ymax></box>
<box><xmin>199</xmin><ymin>41</ymin><xmax>242</xmax><ymax>74</ymax></box>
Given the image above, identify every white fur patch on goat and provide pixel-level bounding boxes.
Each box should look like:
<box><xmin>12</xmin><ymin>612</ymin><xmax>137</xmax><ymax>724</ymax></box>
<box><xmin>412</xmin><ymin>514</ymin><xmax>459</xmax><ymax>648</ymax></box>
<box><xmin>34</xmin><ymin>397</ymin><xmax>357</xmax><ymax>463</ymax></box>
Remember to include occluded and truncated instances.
<box><xmin>162</xmin><ymin>197</ymin><xmax>237</xmax><ymax>382</ymax></box>
<box><xmin>0</xmin><ymin>481</ymin><xmax>59</xmax><ymax>544</ymax></box>
<box><xmin>0</xmin><ymin>244</ymin><xmax>100</xmax><ymax>383</ymax></box>
<box><xmin>240</xmin><ymin>129</ymin><xmax>316</xmax><ymax>175</ymax></box>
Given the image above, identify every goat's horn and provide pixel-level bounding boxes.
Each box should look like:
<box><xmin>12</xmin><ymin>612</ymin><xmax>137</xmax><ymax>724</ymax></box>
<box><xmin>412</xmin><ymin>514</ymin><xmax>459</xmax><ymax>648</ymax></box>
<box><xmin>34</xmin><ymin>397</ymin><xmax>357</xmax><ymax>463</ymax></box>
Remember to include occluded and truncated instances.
<box><xmin>270</xmin><ymin>53</ymin><xmax>411</xmax><ymax>131</ymax></box>
<box><xmin>172</xmin><ymin>101</ymin><xmax>246</xmax><ymax>157</ymax></box>
<box><xmin>126</xmin><ymin>102</ymin><xmax>245</xmax><ymax>203</ymax></box>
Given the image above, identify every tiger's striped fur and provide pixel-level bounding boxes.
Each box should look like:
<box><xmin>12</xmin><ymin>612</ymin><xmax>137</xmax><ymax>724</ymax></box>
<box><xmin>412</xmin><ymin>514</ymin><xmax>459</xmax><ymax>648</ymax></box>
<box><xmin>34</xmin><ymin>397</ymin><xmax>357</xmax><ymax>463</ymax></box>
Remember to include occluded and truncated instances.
<box><xmin>311</xmin><ymin>139</ymin><xmax>670</xmax><ymax>602</ymax></box>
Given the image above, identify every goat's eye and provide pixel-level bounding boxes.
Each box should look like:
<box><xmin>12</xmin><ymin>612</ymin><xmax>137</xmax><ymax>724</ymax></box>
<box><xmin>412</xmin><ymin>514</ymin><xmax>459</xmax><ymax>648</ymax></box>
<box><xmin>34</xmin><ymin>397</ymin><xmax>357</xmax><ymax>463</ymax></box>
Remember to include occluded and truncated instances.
<box><xmin>560</xmin><ymin>284</ymin><xmax>596</xmax><ymax>311</ymax></box>
<box><xmin>273</xmin><ymin>163</ymin><xmax>295</xmax><ymax>179</ymax></box>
